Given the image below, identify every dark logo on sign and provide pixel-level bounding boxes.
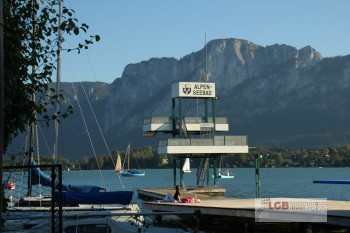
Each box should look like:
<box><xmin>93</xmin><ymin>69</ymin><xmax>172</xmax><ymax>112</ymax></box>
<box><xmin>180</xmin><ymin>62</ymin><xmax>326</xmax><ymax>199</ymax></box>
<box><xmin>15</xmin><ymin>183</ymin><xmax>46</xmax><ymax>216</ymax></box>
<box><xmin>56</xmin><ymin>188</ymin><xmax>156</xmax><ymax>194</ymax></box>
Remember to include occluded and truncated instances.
<box><xmin>182</xmin><ymin>84</ymin><xmax>191</xmax><ymax>95</ymax></box>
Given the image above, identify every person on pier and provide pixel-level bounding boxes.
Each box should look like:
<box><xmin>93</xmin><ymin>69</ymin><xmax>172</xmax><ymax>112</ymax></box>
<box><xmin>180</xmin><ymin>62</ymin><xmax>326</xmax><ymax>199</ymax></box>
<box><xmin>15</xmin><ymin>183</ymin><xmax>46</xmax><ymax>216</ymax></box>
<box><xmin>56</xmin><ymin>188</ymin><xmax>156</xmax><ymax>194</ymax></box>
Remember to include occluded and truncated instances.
<box><xmin>173</xmin><ymin>185</ymin><xmax>181</xmax><ymax>202</ymax></box>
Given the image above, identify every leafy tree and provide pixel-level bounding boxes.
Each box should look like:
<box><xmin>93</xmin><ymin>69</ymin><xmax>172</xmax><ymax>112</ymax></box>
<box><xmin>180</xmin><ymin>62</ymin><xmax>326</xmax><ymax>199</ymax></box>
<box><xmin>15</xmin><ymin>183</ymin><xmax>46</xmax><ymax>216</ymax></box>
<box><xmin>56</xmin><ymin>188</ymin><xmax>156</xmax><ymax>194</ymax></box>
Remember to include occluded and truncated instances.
<box><xmin>102</xmin><ymin>156</ymin><xmax>114</xmax><ymax>169</ymax></box>
<box><xmin>275</xmin><ymin>153</ymin><xmax>284</xmax><ymax>166</ymax></box>
<box><xmin>317</xmin><ymin>155</ymin><xmax>326</xmax><ymax>167</ymax></box>
<box><xmin>332</xmin><ymin>154</ymin><xmax>343</xmax><ymax>167</ymax></box>
<box><xmin>3</xmin><ymin>0</ymin><xmax>100</xmax><ymax>152</ymax></box>
<box><xmin>231</xmin><ymin>154</ymin><xmax>248</xmax><ymax>167</ymax></box>
<box><xmin>78</xmin><ymin>156</ymin><xmax>89</xmax><ymax>169</ymax></box>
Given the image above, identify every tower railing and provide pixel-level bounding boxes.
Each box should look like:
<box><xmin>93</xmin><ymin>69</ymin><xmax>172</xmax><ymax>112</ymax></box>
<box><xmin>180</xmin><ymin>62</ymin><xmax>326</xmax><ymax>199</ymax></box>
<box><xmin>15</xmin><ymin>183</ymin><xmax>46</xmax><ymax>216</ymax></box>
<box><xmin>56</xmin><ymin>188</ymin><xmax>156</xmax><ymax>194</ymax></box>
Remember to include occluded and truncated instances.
<box><xmin>144</xmin><ymin>117</ymin><xmax>228</xmax><ymax>125</ymax></box>
<box><xmin>159</xmin><ymin>136</ymin><xmax>248</xmax><ymax>147</ymax></box>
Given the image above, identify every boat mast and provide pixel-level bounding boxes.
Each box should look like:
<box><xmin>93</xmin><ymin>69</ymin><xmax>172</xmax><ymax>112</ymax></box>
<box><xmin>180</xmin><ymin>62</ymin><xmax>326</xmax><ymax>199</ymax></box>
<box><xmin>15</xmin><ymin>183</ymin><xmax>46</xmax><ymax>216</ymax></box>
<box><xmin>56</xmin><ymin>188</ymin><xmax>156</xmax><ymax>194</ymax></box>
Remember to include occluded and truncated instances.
<box><xmin>53</xmin><ymin>0</ymin><xmax>63</xmax><ymax>164</ymax></box>
<box><xmin>28</xmin><ymin>0</ymin><xmax>38</xmax><ymax>196</ymax></box>
<box><xmin>127</xmin><ymin>143</ymin><xmax>130</xmax><ymax>170</ymax></box>
<box><xmin>0</xmin><ymin>0</ymin><xmax>5</xmax><ymax>219</ymax></box>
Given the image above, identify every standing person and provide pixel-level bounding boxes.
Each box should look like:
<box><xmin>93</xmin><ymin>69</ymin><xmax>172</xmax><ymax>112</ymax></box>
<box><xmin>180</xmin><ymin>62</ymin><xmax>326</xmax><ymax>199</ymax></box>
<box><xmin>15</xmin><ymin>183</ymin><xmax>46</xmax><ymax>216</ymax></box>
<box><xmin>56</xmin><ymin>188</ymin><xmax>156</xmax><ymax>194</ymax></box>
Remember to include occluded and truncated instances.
<box><xmin>173</xmin><ymin>185</ymin><xmax>181</xmax><ymax>202</ymax></box>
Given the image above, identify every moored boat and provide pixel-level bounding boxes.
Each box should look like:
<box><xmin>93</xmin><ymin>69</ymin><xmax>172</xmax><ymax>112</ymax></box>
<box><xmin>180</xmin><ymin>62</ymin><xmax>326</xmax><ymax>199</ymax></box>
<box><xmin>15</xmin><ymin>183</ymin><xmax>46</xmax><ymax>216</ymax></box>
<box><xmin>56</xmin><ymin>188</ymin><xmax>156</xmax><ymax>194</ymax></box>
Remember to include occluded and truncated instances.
<box><xmin>116</xmin><ymin>143</ymin><xmax>145</xmax><ymax>177</ymax></box>
<box><xmin>120</xmin><ymin>169</ymin><xmax>145</xmax><ymax>177</ymax></box>
<box><xmin>213</xmin><ymin>170</ymin><xmax>235</xmax><ymax>179</ymax></box>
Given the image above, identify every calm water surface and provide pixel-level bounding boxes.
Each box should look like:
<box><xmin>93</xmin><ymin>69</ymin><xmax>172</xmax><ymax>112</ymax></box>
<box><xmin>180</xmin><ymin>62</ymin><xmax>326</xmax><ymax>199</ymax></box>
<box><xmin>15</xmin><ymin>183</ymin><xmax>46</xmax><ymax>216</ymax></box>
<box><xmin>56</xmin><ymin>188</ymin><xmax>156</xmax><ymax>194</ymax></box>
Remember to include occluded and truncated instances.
<box><xmin>6</xmin><ymin>168</ymin><xmax>347</xmax><ymax>232</ymax></box>
<box><xmin>63</xmin><ymin>168</ymin><xmax>350</xmax><ymax>202</ymax></box>
<box><xmin>5</xmin><ymin>168</ymin><xmax>349</xmax><ymax>232</ymax></box>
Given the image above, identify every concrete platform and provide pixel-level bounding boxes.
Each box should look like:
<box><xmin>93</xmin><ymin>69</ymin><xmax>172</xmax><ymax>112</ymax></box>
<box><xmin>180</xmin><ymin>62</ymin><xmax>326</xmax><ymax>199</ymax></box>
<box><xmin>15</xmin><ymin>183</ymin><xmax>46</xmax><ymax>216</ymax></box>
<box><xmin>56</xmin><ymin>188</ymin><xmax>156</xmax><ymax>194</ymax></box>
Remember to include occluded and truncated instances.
<box><xmin>137</xmin><ymin>188</ymin><xmax>225</xmax><ymax>201</ymax></box>
<box><xmin>139</xmin><ymin>189</ymin><xmax>350</xmax><ymax>227</ymax></box>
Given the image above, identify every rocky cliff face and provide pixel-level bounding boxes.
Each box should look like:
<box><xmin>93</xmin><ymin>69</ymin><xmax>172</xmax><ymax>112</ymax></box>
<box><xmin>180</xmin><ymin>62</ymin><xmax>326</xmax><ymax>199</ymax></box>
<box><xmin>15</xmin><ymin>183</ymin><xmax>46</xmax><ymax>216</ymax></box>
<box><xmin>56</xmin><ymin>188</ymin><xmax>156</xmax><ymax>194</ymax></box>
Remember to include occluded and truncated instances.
<box><xmin>100</xmin><ymin>38</ymin><xmax>334</xmax><ymax>151</ymax></box>
<box><xmin>10</xmin><ymin>38</ymin><xmax>350</xmax><ymax>158</ymax></box>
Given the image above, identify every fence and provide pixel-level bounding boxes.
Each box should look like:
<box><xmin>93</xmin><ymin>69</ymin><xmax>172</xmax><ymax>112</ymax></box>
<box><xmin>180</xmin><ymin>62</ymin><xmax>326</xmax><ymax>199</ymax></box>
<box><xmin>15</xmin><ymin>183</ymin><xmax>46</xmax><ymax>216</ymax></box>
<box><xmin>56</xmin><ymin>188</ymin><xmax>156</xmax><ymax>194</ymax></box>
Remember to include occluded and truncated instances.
<box><xmin>2</xmin><ymin>164</ymin><xmax>62</xmax><ymax>233</ymax></box>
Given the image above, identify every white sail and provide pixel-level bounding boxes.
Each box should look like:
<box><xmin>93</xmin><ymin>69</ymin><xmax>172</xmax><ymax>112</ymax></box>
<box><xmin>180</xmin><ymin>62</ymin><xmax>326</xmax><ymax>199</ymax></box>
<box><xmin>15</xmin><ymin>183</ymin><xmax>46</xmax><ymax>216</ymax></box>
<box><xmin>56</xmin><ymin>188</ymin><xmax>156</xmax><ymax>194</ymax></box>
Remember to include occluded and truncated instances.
<box><xmin>182</xmin><ymin>158</ymin><xmax>191</xmax><ymax>173</ymax></box>
<box><xmin>115</xmin><ymin>154</ymin><xmax>122</xmax><ymax>172</ymax></box>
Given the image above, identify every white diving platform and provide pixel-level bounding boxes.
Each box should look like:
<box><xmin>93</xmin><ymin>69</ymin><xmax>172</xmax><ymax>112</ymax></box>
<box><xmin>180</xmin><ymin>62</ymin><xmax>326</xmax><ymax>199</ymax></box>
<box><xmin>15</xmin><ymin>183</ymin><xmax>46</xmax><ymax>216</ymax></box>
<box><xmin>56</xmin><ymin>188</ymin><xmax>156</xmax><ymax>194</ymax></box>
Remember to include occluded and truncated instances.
<box><xmin>143</xmin><ymin>82</ymin><xmax>248</xmax><ymax>189</ymax></box>
<box><xmin>158</xmin><ymin>136</ymin><xmax>248</xmax><ymax>154</ymax></box>
<box><xmin>143</xmin><ymin>117</ymin><xmax>229</xmax><ymax>136</ymax></box>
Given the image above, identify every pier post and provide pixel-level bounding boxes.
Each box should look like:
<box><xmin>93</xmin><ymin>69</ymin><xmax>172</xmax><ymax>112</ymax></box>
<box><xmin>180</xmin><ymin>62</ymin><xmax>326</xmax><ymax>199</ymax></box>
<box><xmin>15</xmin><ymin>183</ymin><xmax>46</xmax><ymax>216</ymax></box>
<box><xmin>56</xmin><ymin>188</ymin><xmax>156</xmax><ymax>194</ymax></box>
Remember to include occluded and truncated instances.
<box><xmin>179</xmin><ymin>97</ymin><xmax>183</xmax><ymax>138</ymax></box>
<box><xmin>255</xmin><ymin>154</ymin><xmax>261</xmax><ymax>198</ymax></box>
<box><xmin>172</xmin><ymin>98</ymin><xmax>176</xmax><ymax>137</ymax></box>
<box><xmin>214</xmin><ymin>155</ymin><xmax>218</xmax><ymax>188</ymax></box>
<box><xmin>172</xmin><ymin>98</ymin><xmax>177</xmax><ymax>188</ymax></box>
<box><xmin>205</xmin><ymin>98</ymin><xmax>208</xmax><ymax>122</ymax></box>
<box><xmin>207</xmin><ymin>157</ymin><xmax>210</xmax><ymax>187</ymax></box>
<box><xmin>180</xmin><ymin>157</ymin><xmax>184</xmax><ymax>189</ymax></box>
<box><xmin>173</xmin><ymin>158</ymin><xmax>177</xmax><ymax>188</ymax></box>
<box><xmin>212</xmin><ymin>97</ymin><xmax>216</xmax><ymax>135</ymax></box>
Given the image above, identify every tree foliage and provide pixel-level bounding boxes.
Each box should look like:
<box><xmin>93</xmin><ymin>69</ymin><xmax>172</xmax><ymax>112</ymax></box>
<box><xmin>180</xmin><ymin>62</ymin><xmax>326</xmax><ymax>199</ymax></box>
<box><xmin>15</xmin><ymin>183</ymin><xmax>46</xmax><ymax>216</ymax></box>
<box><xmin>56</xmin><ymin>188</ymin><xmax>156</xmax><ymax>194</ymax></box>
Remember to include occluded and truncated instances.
<box><xmin>5</xmin><ymin>144</ymin><xmax>350</xmax><ymax>169</ymax></box>
<box><xmin>3</xmin><ymin>0</ymin><xmax>100</xmax><ymax>151</ymax></box>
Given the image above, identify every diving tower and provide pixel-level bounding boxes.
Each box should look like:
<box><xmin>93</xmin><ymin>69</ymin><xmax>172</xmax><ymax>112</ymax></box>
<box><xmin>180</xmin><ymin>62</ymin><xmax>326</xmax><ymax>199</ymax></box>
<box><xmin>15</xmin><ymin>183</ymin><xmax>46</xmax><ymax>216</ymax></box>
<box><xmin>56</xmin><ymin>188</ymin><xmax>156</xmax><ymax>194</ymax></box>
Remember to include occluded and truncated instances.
<box><xmin>143</xmin><ymin>117</ymin><xmax>229</xmax><ymax>136</ymax></box>
<box><xmin>143</xmin><ymin>82</ymin><xmax>249</xmax><ymax>189</ymax></box>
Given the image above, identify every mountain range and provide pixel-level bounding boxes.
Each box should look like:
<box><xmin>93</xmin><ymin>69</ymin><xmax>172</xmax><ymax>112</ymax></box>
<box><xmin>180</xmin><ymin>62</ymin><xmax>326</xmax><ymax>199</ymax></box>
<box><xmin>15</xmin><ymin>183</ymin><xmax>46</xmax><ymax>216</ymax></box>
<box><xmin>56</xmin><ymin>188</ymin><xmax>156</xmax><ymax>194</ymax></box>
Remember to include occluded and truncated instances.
<box><xmin>8</xmin><ymin>38</ymin><xmax>350</xmax><ymax>159</ymax></box>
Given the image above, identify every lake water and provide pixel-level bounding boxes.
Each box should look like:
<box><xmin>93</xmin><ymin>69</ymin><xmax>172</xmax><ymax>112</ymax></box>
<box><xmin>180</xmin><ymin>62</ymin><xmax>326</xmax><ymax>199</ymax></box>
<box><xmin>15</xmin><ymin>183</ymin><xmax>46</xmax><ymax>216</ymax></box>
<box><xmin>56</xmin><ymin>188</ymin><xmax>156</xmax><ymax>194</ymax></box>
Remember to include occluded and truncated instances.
<box><xmin>63</xmin><ymin>167</ymin><xmax>350</xmax><ymax>202</ymax></box>
<box><xmin>4</xmin><ymin>167</ymin><xmax>350</xmax><ymax>232</ymax></box>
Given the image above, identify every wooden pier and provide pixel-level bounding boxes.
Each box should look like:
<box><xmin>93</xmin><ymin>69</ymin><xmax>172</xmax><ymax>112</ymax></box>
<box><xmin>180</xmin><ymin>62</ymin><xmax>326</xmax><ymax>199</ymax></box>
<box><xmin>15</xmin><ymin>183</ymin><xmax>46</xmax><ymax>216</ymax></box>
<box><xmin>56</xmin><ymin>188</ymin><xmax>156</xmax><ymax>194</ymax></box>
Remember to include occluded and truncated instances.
<box><xmin>138</xmin><ymin>189</ymin><xmax>350</xmax><ymax>230</ymax></box>
<box><xmin>137</xmin><ymin>188</ymin><xmax>225</xmax><ymax>201</ymax></box>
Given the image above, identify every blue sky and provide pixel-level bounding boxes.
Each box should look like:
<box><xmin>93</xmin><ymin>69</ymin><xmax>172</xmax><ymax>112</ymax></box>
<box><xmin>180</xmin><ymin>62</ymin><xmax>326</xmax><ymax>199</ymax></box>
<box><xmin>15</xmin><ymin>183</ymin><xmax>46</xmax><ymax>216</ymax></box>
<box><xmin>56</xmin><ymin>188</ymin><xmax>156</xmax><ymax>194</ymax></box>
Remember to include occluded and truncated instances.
<box><xmin>61</xmin><ymin>0</ymin><xmax>350</xmax><ymax>84</ymax></box>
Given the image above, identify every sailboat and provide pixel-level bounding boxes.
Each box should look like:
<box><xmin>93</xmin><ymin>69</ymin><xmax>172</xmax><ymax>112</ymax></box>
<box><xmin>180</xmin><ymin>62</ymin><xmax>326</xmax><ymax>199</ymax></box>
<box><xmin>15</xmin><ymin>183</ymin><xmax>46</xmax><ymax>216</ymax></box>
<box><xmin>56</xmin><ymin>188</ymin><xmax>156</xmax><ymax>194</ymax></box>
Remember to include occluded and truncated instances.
<box><xmin>216</xmin><ymin>170</ymin><xmax>235</xmax><ymax>179</ymax></box>
<box><xmin>118</xmin><ymin>143</ymin><xmax>145</xmax><ymax>177</ymax></box>
<box><xmin>182</xmin><ymin>158</ymin><xmax>191</xmax><ymax>173</ymax></box>
<box><xmin>213</xmin><ymin>155</ymin><xmax>234</xmax><ymax>179</ymax></box>
<box><xmin>115</xmin><ymin>153</ymin><xmax>122</xmax><ymax>172</ymax></box>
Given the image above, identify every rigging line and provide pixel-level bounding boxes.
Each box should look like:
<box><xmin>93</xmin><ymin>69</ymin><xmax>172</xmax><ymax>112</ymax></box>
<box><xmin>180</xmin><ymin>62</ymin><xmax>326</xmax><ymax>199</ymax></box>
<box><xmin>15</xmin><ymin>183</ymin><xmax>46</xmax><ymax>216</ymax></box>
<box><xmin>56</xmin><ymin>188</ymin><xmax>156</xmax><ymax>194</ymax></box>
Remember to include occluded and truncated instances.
<box><xmin>79</xmin><ymin>81</ymin><xmax>126</xmax><ymax>190</ymax></box>
<box><xmin>22</xmin><ymin>126</ymin><xmax>30</xmax><ymax>166</ymax></box>
<box><xmin>35</xmin><ymin>125</ymin><xmax>43</xmax><ymax>199</ymax></box>
<box><xmin>38</xmin><ymin>126</ymin><xmax>52</xmax><ymax>156</ymax></box>
<box><xmin>67</xmin><ymin>0</ymin><xmax>99</xmax><ymax>82</ymax></box>
<box><xmin>130</xmin><ymin>144</ymin><xmax>142</xmax><ymax>170</ymax></box>
<box><xmin>79</xmin><ymin>81</ymin><xmax>115</xmax><ymax>166</ymax></box>
<box><xmin>71</xmin><ymin>82</ymin><xmax>106</xmax><ymax>189</ymax></box>
<box><xmin>14</xmin><ymin>126</ymin><xmax>31</xmax><ymax>159</ymax></box>
<box><xmin>53</xmin><ymin>0</ymin><xmax>63</xmax><ymax>165</ymax></box>
<box><xmin>61</xmin><ymin>2</ymin><xmax>114</xmax><ymax>164</ymax></box>
<box><xmin>122</xmin><ymin>145</ymin><xmax>128</xmax><ymax>170</ymax></box>
<box><xmin>65</xmin><ymin>0</ymin><xmax>125</xmax><ymax>189</ymax></box>
<box><xmin>66</xmin><ymin>52</ymin><xmax>125</xmax><ymax>191</ymax></box>
<box><xmin>82</xmin><ymin>45</ymin><xmax>99</xmax><ymax>82</ymax></box>
<box><xmin>35</xmin><ymin>125</ymin><xmax>40</xmax><ymax>164</ymax></box>
<box><xmin>17</xmin><ymin>127</ymin><xmax>30</xmax><ymax>200</ymax></box>
<box><xmin>76</xmin><ymin>26</ymin><xmax>116</xmax><ymax>165</ymax></box>
<box><xmin>64</xmin><ymin>22</ymin><xmax>99</xmax><ymax>73</ymax></box>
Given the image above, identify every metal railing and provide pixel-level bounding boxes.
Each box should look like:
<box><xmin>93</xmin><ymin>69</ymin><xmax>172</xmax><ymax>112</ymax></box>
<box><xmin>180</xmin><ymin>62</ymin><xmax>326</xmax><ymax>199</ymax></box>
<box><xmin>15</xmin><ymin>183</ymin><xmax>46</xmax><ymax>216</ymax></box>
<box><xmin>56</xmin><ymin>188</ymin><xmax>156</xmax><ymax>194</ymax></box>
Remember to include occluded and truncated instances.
<box><xmin>144</xmin><ymin>117</ymin><xmax>228</xmax><ymax>125</ymax></box>
<box><xmin>159</xmin><ymin>136</ymin><xmax>247</xmax><ymax>147</ymax></box>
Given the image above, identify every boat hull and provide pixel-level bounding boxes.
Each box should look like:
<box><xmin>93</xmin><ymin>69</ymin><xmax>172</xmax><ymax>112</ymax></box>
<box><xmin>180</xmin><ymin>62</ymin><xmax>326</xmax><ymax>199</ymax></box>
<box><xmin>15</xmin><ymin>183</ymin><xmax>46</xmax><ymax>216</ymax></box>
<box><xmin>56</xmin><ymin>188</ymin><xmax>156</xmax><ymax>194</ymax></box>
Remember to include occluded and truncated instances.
<box><xmin>121</xmin><ymin>173</ymin><xmax>145</xmax><ymax>177</ymax></box>
<box><xmin>212</xmin><ymin>174</ymin><xmax>234</xmax><ymax>179</ymax></box>
<box><xmin>121</xmin><ymin>170</ymin><xmax>145</xmax><ymax>177</ymax></box>
<box><xmin>218</xmin><ymin>175</ymin><xmax>234</xmax><ymax>179</ymax></box>
<box><xmin>313</xmin><ymin>180</ymin><xmax>350</xmax><ymax>184</ymax></box>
